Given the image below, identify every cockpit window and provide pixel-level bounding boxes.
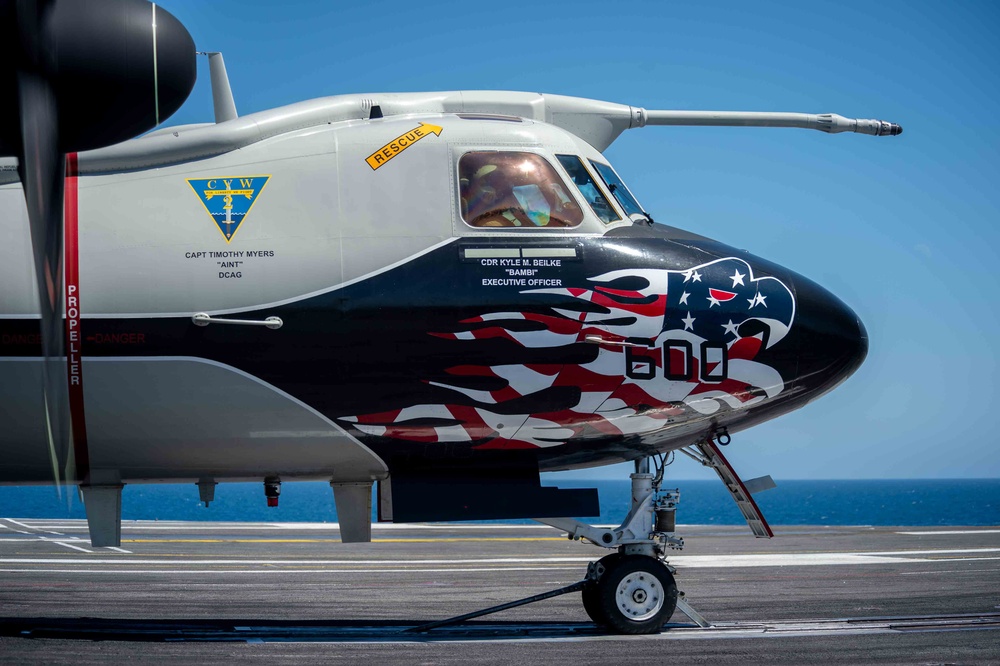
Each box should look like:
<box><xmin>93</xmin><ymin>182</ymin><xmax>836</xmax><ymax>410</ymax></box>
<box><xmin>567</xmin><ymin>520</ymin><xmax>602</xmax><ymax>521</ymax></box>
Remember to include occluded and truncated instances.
<box><xmin>556</xmin><ymin>155</ymin><xmax>620</xmax><ymax>224</ymax></box>
<box><xmin>590</xmin><ymin>160</ymin><xmax>646</xmax><ymax>219</ymax></box>
<box><xmin>459</xmin><ymin>152</ymin><xmax>583</xmax><ymax>228</ymax></box>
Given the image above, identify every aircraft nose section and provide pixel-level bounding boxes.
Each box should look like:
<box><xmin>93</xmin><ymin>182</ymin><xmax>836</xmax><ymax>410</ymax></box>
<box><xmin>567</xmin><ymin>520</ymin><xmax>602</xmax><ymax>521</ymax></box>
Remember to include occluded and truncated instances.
<box><xmin>791</xmin><ymin>276</ymin><xmax>868</xmax><ymax>393</ymax></box>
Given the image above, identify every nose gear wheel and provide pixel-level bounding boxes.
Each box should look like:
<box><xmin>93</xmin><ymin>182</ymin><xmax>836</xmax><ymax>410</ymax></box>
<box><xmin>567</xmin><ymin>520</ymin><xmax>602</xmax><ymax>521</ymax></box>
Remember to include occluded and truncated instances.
<box><xmin>616</xmin><ymin>570</ymin><xmax>664</xmax><ymax>621</ymax></box>
<box><xmin>585</xmin><ymin>554</ymin><xmax>678</xmax><ymax>634</ymax></box>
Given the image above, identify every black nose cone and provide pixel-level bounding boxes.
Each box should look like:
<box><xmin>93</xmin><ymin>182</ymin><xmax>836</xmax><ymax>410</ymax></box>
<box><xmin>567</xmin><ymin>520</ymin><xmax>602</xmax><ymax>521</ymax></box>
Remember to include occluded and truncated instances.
<box><xmin>791</xmin><ymin>276</ymin><xmax>868</xmax><ymax>395</ymax></box>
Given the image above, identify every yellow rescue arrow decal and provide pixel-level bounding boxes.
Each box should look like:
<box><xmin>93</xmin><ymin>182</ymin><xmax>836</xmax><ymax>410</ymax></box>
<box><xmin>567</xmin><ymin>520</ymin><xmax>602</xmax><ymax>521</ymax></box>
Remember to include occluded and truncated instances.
<box><xmin>365</xmin><ymin>122</ymin><xmax>443</xmax><ymax>170</ymax></box>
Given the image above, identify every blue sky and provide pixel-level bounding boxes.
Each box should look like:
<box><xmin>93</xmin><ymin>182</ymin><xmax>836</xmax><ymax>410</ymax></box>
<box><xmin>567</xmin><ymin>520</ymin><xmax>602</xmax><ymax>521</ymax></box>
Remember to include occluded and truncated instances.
<box><xmin>154</xmin><ymin>0</ymin><xmax>998</xmax><ymax>480</ymax></box>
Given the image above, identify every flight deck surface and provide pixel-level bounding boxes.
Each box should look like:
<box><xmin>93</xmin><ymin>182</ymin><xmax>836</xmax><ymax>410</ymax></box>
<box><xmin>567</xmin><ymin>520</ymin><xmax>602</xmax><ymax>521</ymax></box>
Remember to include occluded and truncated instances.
<box><xmin>0</xmin><ymin>520</ymin><xmax>997</xmax><ymax>664</ymax></box>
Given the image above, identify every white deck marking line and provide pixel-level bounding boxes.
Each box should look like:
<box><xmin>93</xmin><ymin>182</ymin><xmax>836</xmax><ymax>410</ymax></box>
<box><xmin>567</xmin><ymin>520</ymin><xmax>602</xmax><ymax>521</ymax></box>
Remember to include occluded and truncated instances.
<box><xmin>0</xmin><ymin>557</ymin><xmax>596</xmax><ymax>565</ymax></box>
<box><xmin>918</xmin><ymin>557</ymin><xmax>1000</xmax><ymax>563</ymax></box>
<box><xmin>897</xmin><ymin>530</ymin><xmax>1000</xmax><ymax>535</ymax></box>
<box><xmin>0</xmin><ymin>538</ymin><xmax>93</xmax><ymax>543</ymax></box>
<box><xmin>37</xmin><ymin>535</ymin><xmax>85</xmax><ymax>540</ymax></box>
<box><xmin>53</xmin><ymin>542</ymin><xmax>92</xmax><ymax>554</ymax></box>
<box><xmin>667</xmin><ymin>549</ymin><xmax>1000</xmax><ymax>568</ymax></box>
<box><xmin>4</xmin><ymin>519</ymin><xmax>38</xmax><ymax>531</ymax></box>
<box><xmin>0</xmin><ymin>524</ymin><xmax>30</xmax><ymax>534</ymax></box>
<box><xmin>2</xmin><ymin>549</ymin><xmax>999</xmax><ymax>568</ymax></box>
<box><xmin>901</xmin><ymin>568</ymin><xmax>1000</xmax><ymax>575</ymax></box>
<box><xmin>2</xmin><ymin>518</ymin><xmax>34</xmax><ymax>533</ymax></box>
<box><xmin>864</xmin><ymin>548</ymin><xmax>1000</xmax><ymax>556</ymax></box>
<box><xmin>104</xmin><ymin>547</ymin><xmax>132</xmax><ymax>554</ymax></box>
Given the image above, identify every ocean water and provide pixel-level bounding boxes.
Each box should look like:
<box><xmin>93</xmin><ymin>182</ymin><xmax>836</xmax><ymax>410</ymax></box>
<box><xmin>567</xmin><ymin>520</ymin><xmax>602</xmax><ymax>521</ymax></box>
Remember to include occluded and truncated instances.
<box><xmin>0</xmin><ymin>479</ymin><xmax>997</xmax><ymax>526</ymax></box>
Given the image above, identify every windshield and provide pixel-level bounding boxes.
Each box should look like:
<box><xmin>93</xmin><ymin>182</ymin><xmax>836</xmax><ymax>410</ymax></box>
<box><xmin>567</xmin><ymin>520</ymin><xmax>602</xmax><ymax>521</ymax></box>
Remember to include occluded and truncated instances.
<box><xmin>555</xmin><ymin>155</ymin><xmax>620</xmax><ymax>224</ymax></box>
<box><xmin>459</xmin><ymin>152</ymin><xmax>583</xmax><ymax>228</ymax></box>
<box><xmin>590</xmin><ymin>161</ymin><xmax>647</xmax><ymax>220</ymax></box>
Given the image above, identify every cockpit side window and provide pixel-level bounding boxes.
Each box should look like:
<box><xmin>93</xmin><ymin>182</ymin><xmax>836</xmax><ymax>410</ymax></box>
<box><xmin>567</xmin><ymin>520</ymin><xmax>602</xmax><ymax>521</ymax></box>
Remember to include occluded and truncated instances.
<box><xmin>589</xmin><ymin>160</ymin><xmax>646</xmax><ymax>219</ymax></box>
<box><xmin>459</xmin><ymin>152</ymin><xmax>583</xmax><ymax>228</ymax></box>
<box><xmin>556</xmin><ymin>155</ymin><xmax>620</xmax><ymax>224</ymax></box>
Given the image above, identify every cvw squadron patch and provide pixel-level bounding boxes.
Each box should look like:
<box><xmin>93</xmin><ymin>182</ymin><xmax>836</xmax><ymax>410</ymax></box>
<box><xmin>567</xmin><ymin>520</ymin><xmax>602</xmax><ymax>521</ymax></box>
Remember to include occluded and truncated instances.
<box><xmin>187</xmin><ymin>176</ymin><xmax>270</xmax><ymax>243</ymax></box>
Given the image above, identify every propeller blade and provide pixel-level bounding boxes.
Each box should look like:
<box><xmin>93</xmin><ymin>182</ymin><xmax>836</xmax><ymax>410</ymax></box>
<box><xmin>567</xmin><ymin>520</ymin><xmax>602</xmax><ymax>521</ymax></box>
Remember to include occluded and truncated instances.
<box><xmin>7</xmin><ymin>0</ymin><xmax>196</xmax><ymax>492</ymax></box>
<box><xmin>15</xmin><ymin>0</ymin><xmax>75</xmax><ymax>489</ymax></box>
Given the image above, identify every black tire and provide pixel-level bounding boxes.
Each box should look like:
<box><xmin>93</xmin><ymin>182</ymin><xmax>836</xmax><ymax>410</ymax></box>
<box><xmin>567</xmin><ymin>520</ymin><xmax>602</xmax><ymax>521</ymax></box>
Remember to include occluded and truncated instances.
<box><xmin>581</xmin><ymin>553</ymin><xmax>622</xmax><ymax>626</ymax></box>
<box><xmin>581</xmin><ymin>584</ymin><xmax>602</xmax><ymax>625</ymax></box>
<box><xmin>593</xmin><ymin>555</ymin><xmax>677</xmax><ymax>634</ymax></box>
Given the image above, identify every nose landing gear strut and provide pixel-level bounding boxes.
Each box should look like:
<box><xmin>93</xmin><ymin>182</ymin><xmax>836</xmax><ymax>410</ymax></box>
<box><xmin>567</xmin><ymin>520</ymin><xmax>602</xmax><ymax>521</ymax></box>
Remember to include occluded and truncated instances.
<box><xmin>408</xmin><ymin>454</ymin><xmax>709</xmax><ymax>635</ymax></box>
<box><xmin>535</xmin><ymin>456</ymin><xmax>695</xmax><ymax>633</ymax></box>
